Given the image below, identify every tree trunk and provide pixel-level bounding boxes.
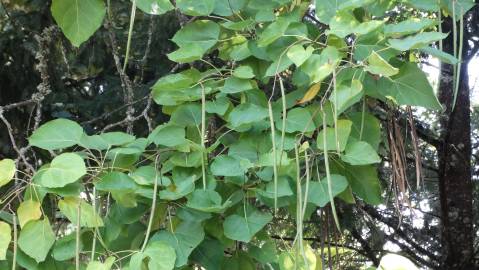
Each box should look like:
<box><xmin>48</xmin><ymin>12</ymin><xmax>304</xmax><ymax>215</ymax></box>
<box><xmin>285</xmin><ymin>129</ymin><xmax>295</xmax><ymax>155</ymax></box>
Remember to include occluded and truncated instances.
<box><xmin>438</xmin><ymin>14</ymin><xmax>475</xmax><ymax>270</ymax></box>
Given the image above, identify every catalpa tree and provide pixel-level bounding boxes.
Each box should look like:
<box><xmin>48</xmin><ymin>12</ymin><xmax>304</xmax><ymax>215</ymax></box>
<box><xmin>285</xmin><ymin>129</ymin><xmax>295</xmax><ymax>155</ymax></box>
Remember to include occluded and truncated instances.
<box><xmin>0</xmin><ymin>0</ymin><xmax>477</xmax><ymax>269</ymax></box>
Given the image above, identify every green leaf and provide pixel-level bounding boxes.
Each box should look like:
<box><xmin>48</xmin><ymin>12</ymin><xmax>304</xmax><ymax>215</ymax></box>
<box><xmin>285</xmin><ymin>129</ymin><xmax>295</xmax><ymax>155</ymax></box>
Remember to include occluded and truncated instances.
<box><xmin>168</xmin><ymin>20</ymin><xmax>220</xmax><ymax>62</ymax></box>
<box><xmin>58</xmin><ymin>197</ymin><xmax>103</xmax><ymax>227</ymax></box>
<box><xmin>171</xmin><ymin>103</ymin><xmax>202</xmax><ymax>127</ymax></box>
<box><xmin>330</xmin><ymin>80</ymin><xmax>364</xmax><ymax>114</ymax></box>
<box><xmin>148</xmin><ymin>124</ymin><xmax>185</xmax><ymax>147</ymax></box>
<box><xmin>227</xmin><ymin>103</ymin><xmax>269</xmax><ymax>128</ymax></box>
<box><xmin>136</xmin><ymin>0</ymin><xmax>174</xmax><ymax>15</ymax></box>
<box><xmin>221</xmin><ymin>77</ymin><xmax>254</xmax><ymax>94</ymax></box>
<box><xmin>51</xmin><ymin>0</ymin><xmax>106</xmax><ymax>47</ymax></box>
<box><xmin>100</xmin><ymin>132</ymin><xmax>136</xmax><ymax>146</ymax></box>
<box><xmin>257</xmin><ymin>18</ymin><xmax>290</xmax><ymax>47</ymax></box>
<box><xmin>327</xmin><ymin>11</ymin><xmax>359</xmax><ymax>38</ymax></box>
<box><xmin>327</xmin><ymin>12</ymin><xmax>383</xmax><ymax>38</ymax></box>
<box><xmin>440</xmin><ymin>0</ymin><xmax>475</xmax><ymax>21</ymax></box>
<box><xmin>338</xmin><ymin>0</ymin><xmax>375</xmax><ymax>10</ymax></box>
<box><xmin>287</xmin><ymin>44</ymin><xmax>314</xmax><ymax>67</ymax></box>
<box><xmin>130</xmin><ymin>166</ymin><xmax>171</xmax><ymax>186</ymax></box>
<box><xmin>96</xmin><ymin>172</ymin><xmax>138</xmax><ymax>192</ymax></box>
<box><xmin>341</xmin><ymin>141</ymin><xmax>381</xmax><ymax>165</ymax></box>
<box><xmin>221</xmin><ymin>19</ymin><xmax>255</xmax><ymax>31</ymax></box>
<box><xmin>315</xmin><ymin>0</ymin><xmax>344</xmax><ymax>24</ymax></box>
<box><xmin>384</xmin><ymin>18</ymin><xmax>437</xmax><ymax>37</ymax></box>
<box><xmin>151</xmin><ymin>221</ymin><xmax>205</xmax><ymax>267</ymax></box>
<box><xmin>223</xmin><ymin>208</ymin><xmax>272</xmax><ymax>242</ymax></box>
<box><xmin>17</xmin><ymin>200</ymin><xmax>42</xmax><ymax>228</ymax></box>
<box><xmin>170</xmin><ymin>151</ymin><xmax>202</xmax><ymax>168</ymax></box>
<box><xmin>376</xmin><ymin>63</ymin><xmax>442</xmax><ymax>110</ymax></box>
<box><xmin>364</xmin><ymin>51</ymin><xmax>399</xmax><ymax>77</ymax></box>
<box><xmin>38</xmin><ymin>153</ymin><xmax>86</xmax><ymax>188</ymax></box>
<box><xmin>337</xmin><ymin>164</ymin><xmax>382</xmax><ymax>205</ymax></box>
<box><xmin>276</xmin><ymin>107</ymin><xmax>316</xmax><ymax>133</ymax></box>
<box><xmin>186</xmin><ymin>189</ymin><xmax>231</xmax><ymax>213</ymax></box>
<box><xmin>159</xmin><ymin>174</ymin><xmax>196</xmax><ymax>200</ymax></box>
<box><xmin>0</xmin><ymin>221</ymin><xmax>10</xmax><ymax>260</ymax></box>
<box><xmin>257</xmin><ymin>176</ymin><xmax>293</xmax><ymax>198</ymax></box>
<box><xmin>316</xmin><ymin>119</ymin><xmax>352</xmax><ymax>152</ymax></box>
<box><xmin>87</xmin><ymin>257</ymin><xmax>115</xmax><ymax>270</ymax></box>
<box><xmin>176</xmin><ymin>0</ymin><xmax>215</xmax><ymax>16</ymax></box>
<box><xmin>306</xmin><ymin>174</ymin><xmax>349</xmax><ymax>207</ymax></box>
<box><xmin>29</xmin><ymin>119</ymin><xmax>83</xmax><ymax>150</ymax></box>
<box><xmin>300</xmin><ymin>47</ymin><xmax>341</xmax><ymax>83</ymax></box>
<box><xmin>172</xmin><ymin>20</ymin><xmax>220</xmax><ymax>51</ymax></box>
<box><xmin>213</xmin><ymin>0</ymin><xmax>247</xmax><ymax>16</ymax></box>
<box><xmin>18</xmin><ymin>219</ymin><xmax>55</xmax><ymax>263</ymax></box>
<box><xmin>130</xmin><ymin>242</ymin><xmax>176</xmax><ymax>270</ymax></box>
<box><xmin>0</xmin><ymin>159</ymin><xmax>15</xmax><ymax>188</ymax></box>
<box><xmin>167</xmin><ymin>43</ymin><xmax>205</xmax><ymax>63</ymax></box>
<box><xmin>419</xmin><ymin>46</ymin><xmax>459</xmax><ymax>65</ymax></box>
<box><xmin>206</xmin><ymin>96</ymin><xmax>230</xmax><ymax>116</ymax></box>
<box><xmin>249</xmin><ymin>240</ymin><xmax>278</xmax><ymax>263</ymax></box>
<box><xmin>348</xmin><ymin>112</ymin><xmax>381</xmax><ymax>151</ymax></box>
<box><xmin>191</xmin><ymin>238</ymin><xmax>225</xmax><ymax>270</ymax></box>
<box><xmin>406</xmin><ymin>0</ymin><xmax>439</xmax><ymax>11</ymax></box>
<box><xmin>152</xmin><ymin>69</ymin><xmax>204</xmax><ymax>105</ymax></box>
<box><xmin>53</xmin><ymin>233</ymin><xmax>83</xmax><ymax>261</ymax></box>
<box><xmin>233</xmin><ymin>66</ymin><xmax>255</xmax><ymax>79</ymax></box>
<box><xmin>388</xmin><ymin>32</ymin><xmax>448</xmax><ymax>51</ymax></box>
<box><xmin>211</xmin><ymin>155</ymin><xmax>251</xmax><ymax>177</ymax></box>
<box><xmin>265</xmin><ymin>56</ymin><xmax>293</xmax><ymax>77</ymax></box>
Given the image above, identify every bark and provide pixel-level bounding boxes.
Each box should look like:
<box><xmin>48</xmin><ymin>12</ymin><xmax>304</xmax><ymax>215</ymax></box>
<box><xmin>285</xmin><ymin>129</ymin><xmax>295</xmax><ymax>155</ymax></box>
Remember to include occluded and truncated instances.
<box><xmin>437</xmin><ymin>13</ymin><xmax>476</xmax><ymax>270</ymax></box>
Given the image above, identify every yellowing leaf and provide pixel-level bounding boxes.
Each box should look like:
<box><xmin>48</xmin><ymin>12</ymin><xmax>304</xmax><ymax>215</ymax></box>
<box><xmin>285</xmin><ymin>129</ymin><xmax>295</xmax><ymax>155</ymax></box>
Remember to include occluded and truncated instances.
<box><xmin>364</xmin><ymin>51</ymin><xmax>399</xmax><ymax>77</ymax></box>
<box><xmin>0</xmin><ymin>159</ymin><xmax>15</xmax><ymax>188</ymax></box>
<box><xmin>0</xmin><ymin>221</ymin><xmax>11</xmax><ymax>260</ymax></box>
<box><xmin>17</xmin><ymin>200</ymin><xmax>42</xmax><ymax>228</ymax></box>
<box><xmin>298</xmin><ymin>83</ymin><xmax>321</xmax><ymax>104</ymax></box>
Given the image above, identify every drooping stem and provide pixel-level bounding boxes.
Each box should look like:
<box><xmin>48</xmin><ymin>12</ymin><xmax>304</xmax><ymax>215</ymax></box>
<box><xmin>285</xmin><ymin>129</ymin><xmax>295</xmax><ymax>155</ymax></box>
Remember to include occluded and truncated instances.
<box><xmin>268</xmin><ymin>101</ymin><xmax>279</xmax><ymax>215</ymax></box>
<box><xmin>279</xmin><ymin>77</ymin><xmax>287</xmax><ymax>166</ymax></box>
<box><xmin>141</xmin><ymin>155</ymin><xmax>161</xmax><ymax>252</ymax></box>
<box><xmin>11</xmin><ymin>214</ymin><xmax>17</xmax><ymax>270</ymax></box>
<box><xmin>90</xmin><ymin>188</ymin><xmax>97</xmax><ymax>261</ymax></box>
<box><xmin>201</xmin><ymin>84</ymin><xmax>207</xmax><ymax>190</ymax></box>
<box><xmin>123</xmin><ymin>0</ymin><xmax>137</xmax><ymax>72</ymax></box>
<box><xmin>452</xmin><ymin>6</ymin><xmax>464</xmax><ymax>111</ymax></box>
<box><xmin>76</xmin><ymin>203</ymin><xmax>81</xmax><ymax>270</ymax></box>
<box><xmin>322</xmin><ymin>108</ymin><xmax>341</xmax><ymax>231</ymax></box>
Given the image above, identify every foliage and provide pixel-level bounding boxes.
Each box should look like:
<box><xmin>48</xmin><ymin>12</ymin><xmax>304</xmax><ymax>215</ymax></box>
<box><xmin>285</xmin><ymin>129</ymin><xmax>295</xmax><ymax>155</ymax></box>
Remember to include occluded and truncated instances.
<box><xmin>0</xmin><ymin>0</ymin><xmax>476</xmax><ymax>269</ymax></box>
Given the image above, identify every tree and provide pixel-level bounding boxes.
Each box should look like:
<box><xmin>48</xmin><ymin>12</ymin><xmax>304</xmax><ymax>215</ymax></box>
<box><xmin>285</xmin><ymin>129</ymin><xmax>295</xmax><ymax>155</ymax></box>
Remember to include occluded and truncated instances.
<box><xmin>0</xmin><ymin>0</ymin><xmax>477</xmax><ymax>269</ymax></box>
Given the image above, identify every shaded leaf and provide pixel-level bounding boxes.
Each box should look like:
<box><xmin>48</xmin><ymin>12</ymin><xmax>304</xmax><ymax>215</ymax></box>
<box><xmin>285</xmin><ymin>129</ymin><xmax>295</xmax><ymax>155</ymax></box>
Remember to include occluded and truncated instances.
<box><xmin>151</xmin><ymin>221</ymin><xmax>204</xmax><ymax>267</ymax></box>
<box><xmin>18</xmin><ymin>219</ymin><xmax>55</xmax><ymax>263</ymax></box>
<box><xmin>58</xmin><ymin>197</ymin><xmax>103</xmax><ymax>227</ymax></box>
<box><xmin>306</xmin><ymin>174</ymin><xmax>349</xmax><ymax>207</ymax></box>
<box><xmin>316</xmin><ymin>120</ymin><xmax>352</xmax><ymax>152</ymax></box>
<box><xmin>223</xmin><ymin>208</ymin><xmax>272</xmax><ymax>242</ymax></box>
